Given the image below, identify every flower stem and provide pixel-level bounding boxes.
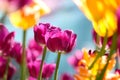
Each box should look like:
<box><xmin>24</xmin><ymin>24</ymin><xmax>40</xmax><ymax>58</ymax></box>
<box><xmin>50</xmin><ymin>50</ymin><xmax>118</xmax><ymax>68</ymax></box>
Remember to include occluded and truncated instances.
<box><xmin>89</xmin><ymin>33</ymin><xmax>108</xmax><ymax>69</ymax></box>
<box><xmin>95</xmin><ymin>32</ymin><xmax>117</xmax><ymax>80</ymax></box>
<box><xmin>38</xmin><ymin>45</ymin><xmax>47</xmax><ymax>80</ymax></box>
<box><xmin>20</xmin><ymin>30</ymin><xmax>27</xmax><ymax>80</ymax></box>
<box><xmin>3</xmin><ymin>57</ymin><xmax>10</xmax><ymax>80</ymax></box>
<box><xmin>54</xmin><ymin>52</ymin><xmax>62</xmax><ymax>80</ymax></box>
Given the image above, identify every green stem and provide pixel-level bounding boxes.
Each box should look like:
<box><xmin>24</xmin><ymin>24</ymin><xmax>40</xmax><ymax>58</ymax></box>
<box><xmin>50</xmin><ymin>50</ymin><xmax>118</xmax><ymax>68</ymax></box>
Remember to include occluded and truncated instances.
<box><xmin>3</xmin><ymin>57</ymin><xmax>10</xmax><ymax>80</ymax></box>
<box><xmin>95</xmin><ymin>32</ymin><xmax>117</xmax><ymax>80</ymax></box>
<box><xmin>89</xmin><ymin>33</ymin><xmax>108</xmax><ymax>69</ymax></box>
<box><xmin>54</xmin><ymin>52</ymin><xmax>62</xmax><ymax>80</ymax></box>
<box><xmin>20</xmin><ymin>30</ymin><xmax>27</xmax><ymax>80</ymax></box>
<box><xmin>38</xmin><ymin>45</ymin><xmax>47</xmax><ymax>80</ymax></box>
<box><xmin>96</xmin><ymin>34</ymin><xmax>100</xmax><ymax>50</ymax></box>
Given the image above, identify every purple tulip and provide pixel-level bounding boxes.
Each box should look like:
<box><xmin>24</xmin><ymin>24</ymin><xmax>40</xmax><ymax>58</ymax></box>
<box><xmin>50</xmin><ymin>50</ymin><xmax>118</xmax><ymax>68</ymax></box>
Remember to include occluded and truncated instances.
<box><xmin>10</xmin><ymin>42</ymin><xmax>22</xmax><ymax>64</ymax></box>
<box><xmin>28</xmin><ymin>59</ymin><xmax>56</xmax><ymax>79</ymax></box>
<box><xmin>2</xmin><ymin>32</ymin><xmax>15</xmax><ymax>55</ymax></box>
<box><xmin>0</xmin><ymin>23</ymin><xmax>15</xmax><ymax>56</ymax></box>
<box><xmin>60</xmin><ymin>73</ymin><xmax>74</xmax><ymax>80</ymax></box>
<box><xmin>46</xmin><ymin>29</ymin><xmax>77</xmax><ymax>53</ymax></box>
<box><xmin>27</xmin><ymin>39</ymin><xmax>43</xmax><ymax>61</ymax></box>
<box><xmin>0</xmin><ymin>57</ymin><xmax>16</xmax><ymax>80</ymax></box>
<box><xmin>34</xmin><ymin>23</ymin><xmax>50</xmax><ymax>44</ymax></box>
<box><xmin>68</xmin><ymin>50</ymin><xmax>83</xmax><ymax>68</ymax></box>
<box><xmin>28</xmin><ymin>59</ymin><xmax>41</xmax><ymax>78</ymax></box>
<box><xmin>0</xmin><ymin>23</ymin><xmax>9</xmax><ymax>42</ymax></box>
<box><xmin>42</xmin><ymin>63</ymin><xmax>56</xmax><ymax>78</ymax></box>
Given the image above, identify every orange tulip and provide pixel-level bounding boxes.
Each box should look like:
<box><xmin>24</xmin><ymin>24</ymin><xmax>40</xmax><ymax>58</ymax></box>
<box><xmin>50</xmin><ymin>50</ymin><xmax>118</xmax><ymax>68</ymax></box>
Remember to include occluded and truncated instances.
<box><xmin>74</xmin><ymin>48</ymin><xmax>116</xmax><ymax>80</ymax></box>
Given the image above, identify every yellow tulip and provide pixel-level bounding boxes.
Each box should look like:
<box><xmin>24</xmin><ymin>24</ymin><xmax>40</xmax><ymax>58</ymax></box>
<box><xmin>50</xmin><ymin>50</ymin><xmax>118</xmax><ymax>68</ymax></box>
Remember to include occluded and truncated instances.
<box><xmin>73</xmin><ymin>0</ymin><xmax>119</xmax><ymax>37</ymax></box>
<box><xmin>92</xmin><ymin>11</ymin><xmax>117</xmax><ymax>37</ymax></box>
<box><xmin>9</xmin><ymin>0</ymin><xmax>50</xmax><ymax>30</ymax></box>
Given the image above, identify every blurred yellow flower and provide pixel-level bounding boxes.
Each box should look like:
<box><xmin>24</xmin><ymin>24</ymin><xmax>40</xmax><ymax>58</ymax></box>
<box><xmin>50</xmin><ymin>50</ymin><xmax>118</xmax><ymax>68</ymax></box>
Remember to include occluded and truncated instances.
<box><xmin>73</xmin><ymin>0</ymin><xmax>119</xmax><ymax>37</ymax></box>
<box><xmin>74</xmin><ymin>48</ymin><xmax>116</xmax><ymax>80</ymax></box>
<box><xmin>9</xmin><ymin>0</ymin><xmax>50</xmax><ymax>30</ymax></box>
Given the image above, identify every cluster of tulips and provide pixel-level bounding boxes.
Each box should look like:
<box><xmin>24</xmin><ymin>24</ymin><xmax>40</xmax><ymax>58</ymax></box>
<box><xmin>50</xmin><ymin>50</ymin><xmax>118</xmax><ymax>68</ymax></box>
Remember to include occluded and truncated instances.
<box><xmin>0</xmin><ymin>0</ymin><xmax>120</xmax><ymax>80</ymax></box>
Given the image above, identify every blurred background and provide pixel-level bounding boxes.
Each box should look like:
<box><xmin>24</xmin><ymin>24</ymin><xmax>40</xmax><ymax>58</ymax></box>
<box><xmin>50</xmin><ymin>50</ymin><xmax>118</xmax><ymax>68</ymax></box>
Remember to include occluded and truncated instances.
<box><xmin>0</xmin><ymin>0</ymin><xmax>95</xmax><ymax>79</ymax></box>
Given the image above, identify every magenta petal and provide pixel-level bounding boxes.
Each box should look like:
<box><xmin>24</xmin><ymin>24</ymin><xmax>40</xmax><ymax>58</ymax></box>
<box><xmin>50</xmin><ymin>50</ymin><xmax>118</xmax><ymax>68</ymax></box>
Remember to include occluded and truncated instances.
<box><xmin>42</xmin><ymin>63</ymin><xmax>56</xmax><ymax>78</ymax></box>
<box><xmin>0</xmin><ymin>23</ymin><xmax>9</xmax><ymax>40</ymax></box>
<box><xmin>67</xmin><ymin>56</ymin><xmax>78</xmax><ymax>67</ymax></box>
<box><xmin>10</xmin><ymin>42</ymin><xmax>22</xmax><ymax>64</ymax></box>
<box><xmin>34</xmin><ymin>23</ymin><xmax>50</xmax><ymax>44</ymax></box>
<box><xmin>2</xmin><ymin>32</ymin><xmax>15</xmax><ymax>55</ymax></box>
<box><xmin>28</xmin><ymin>60</ymin><xmax>41</xmax><ymax>78</ymax></box>
<box><xmin>8</xmin><ymin>63</ymin><xmax>16</xmax><ymax>80</ymax></box>
<box><xmin>61</xmin><ymin>73</ymin><xmax>74</xmax><ymax>80</ymax></box>
<box><xmin>0</xmin><ymin>57</ymin><xmax>16</xmax><ymax>80</ymax></box>
<box><xmin>28</xmin><ymin>39</ymin><xmax>43</xmax><ymax>58</ymax></box>
<box><xmin>28</xmin><ymin>76</ymin><xmax>37</xmax><ymax>80</ymax></box>
<box><xmin>47</xmin><ymin>37</ymin><xmax>62</xmax><ymax>52</ymax></box>
<box><xmin>115</xmin><ymin>69</ymin><xmax>120</xmax><ymax>74</ymax></box>
<box><xmin>64</xmin><ymin>30</ymin><xmax>77</xmax><ymax>53</ymax></box>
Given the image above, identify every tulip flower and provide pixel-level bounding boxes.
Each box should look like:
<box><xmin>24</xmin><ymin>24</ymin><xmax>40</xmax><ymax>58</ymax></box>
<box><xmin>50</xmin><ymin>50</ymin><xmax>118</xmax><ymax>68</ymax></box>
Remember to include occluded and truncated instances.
<box><xmin>42</xmin><ymin>63</ymin><xmax>56</xmax><ymax>78</ymax></box>
<box><xmin>46</xmin><ymin>29</ymin><xmax>77</xmax><ymax>80</ymax></box>
<box><xmin>61</xmin><ymin>73</ymin><xmax>74</xmax><ymax>80</ymax></box>
<box><xmin>27</xmin><ymin>59</ymin><xmax>56</xmax><ymax>79</ymax></box>
<box><xmin>34</xmin><ymin>23</ymin><xmax>61</xmax><ymax>80</ymax></box>
<box><xmin>73</xmin><ymin>0</ymin><xmax>119</xmax><ymax>37</ymax></box>
<box><xmin>46</xmin><ymin>30</ymin><xmax>77</xmax><ymax>53</ymax></box>
<box><xmin>10</xmin><ymin>42</ymin><xmax>22</xmax><ymax>64</ymax></box>
<box><xmin>0</xmin><ymin>23</ymin><xmax>15</xmax><ymax>56</ymax></box>
<box><xmin>0</xmin><ymin>57</ymin><xmax>16</xmax><ymax>80</ymax></box>
<box><xmin>27</xmin><ymin>39</ymin><xmax>43</xmax><ymax>62</ymax></box>
<box><xmin>9</xmin><ymin>0</ymin><xmax>50</xmax><ymax>30</ymax></box>
<box><xmin>34</xmin><ymin>23</ymin><xmax>50</xmax><ymax>44</ymax></box>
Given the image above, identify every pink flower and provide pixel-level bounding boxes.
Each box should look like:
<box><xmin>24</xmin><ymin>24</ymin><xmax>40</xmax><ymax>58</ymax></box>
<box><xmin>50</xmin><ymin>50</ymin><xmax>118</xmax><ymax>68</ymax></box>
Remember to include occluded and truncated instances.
<box><xmin>42</xmin><ymin>63</ymin><xmax>56</xmax><ymax>78</ymax></box>
<box><xmin>60</xmin><ymin>73</ymin><xmax>74</xmax><ymax>80</ymax></box>
<box><xmin>27</xmin><ymin>39</ymin><xmax>43</xmax><ymax>62</ymax></box>
<box><xmin>10</xmin><ymin>42</ymin><xmax>22</xmax><ymax>64</ymax></box>
<box><xmin>28</xmin><ymin>59</ymin><xmax>41</xmax><ymax>78</ymax></box>
<box><xmin>68</xmin><ymin>50</ymin><xmax>83</xmax><ymax>68</ymax></box>
<box><xmin>27</xmin><ymin>59</ymin><xmax>56</xmax><ymax>79</ymax></box>
<box><xmin>0</xmin><ymin>23</ymin><xmax>15</xmax><ymax>56</ymax></box>
<box><xmin>0</xmin><ymin>57</ymin><xmax>16</xmax><ymax>80</ymax></box>
<box><xmin>34</xmin><ymin>23</ymin><xmax>50</xmax><ymax>44</ymax></box>
<box><xmin>46</xmin><ymin>30</ymin><xmax>77</xmax><ymax>53</ymax></box>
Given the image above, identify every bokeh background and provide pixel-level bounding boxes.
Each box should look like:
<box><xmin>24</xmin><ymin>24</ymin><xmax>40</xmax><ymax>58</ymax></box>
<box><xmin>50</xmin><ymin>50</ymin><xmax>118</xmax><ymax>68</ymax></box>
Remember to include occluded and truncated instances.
<box><xmin>0</xmin><ymin>0</ymin><xmax>95</xmax><ymax>79</ymax></box>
